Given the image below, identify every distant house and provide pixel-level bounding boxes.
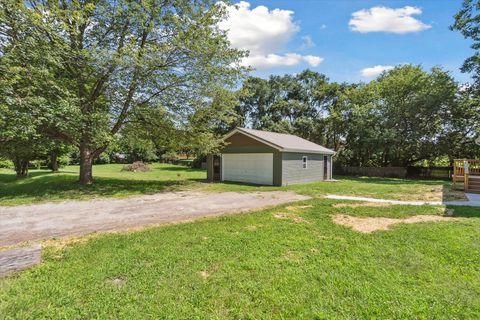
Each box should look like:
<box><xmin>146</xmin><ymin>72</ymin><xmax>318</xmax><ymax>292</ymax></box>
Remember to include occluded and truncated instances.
<box><xmin>207</xmin><ymin>127</ymin><xmax>335</xmax><ymax>186</ymax></box>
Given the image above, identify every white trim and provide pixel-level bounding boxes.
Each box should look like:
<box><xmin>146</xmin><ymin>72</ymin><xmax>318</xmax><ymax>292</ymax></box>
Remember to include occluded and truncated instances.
<box><xmin>282</xmin><ymin>148</ymin><xmax>336</xmax><ymax>155</ymax></box>
<box><xmin>330</xmin><ymin>155</ymin><xmax>333</xmax><ymax>180</ymax></box>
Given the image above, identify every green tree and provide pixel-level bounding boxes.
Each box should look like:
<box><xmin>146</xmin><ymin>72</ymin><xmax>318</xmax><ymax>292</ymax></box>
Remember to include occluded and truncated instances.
<box><xmin>0</xmin><ymin>0</ymin><xmax>244</xmax><ymax>184</ymax></box>
<box><xmin>340</xmin><ymin>65</ymin><xmax>460</xmax><ymax>167</ymax></box>
<box><xmin>451</xmin><ymin>0</ymin><xmax>480</xmax><ymax>84</ymax></box>
<box><xmin>237</xmin><ymin>70</ymin><xmax>340</xmax><ymax>146</ymax></box>
<box><xmin>123</xmin><ymin>85</ymin><xmax>239</xmax><ymax>158</ymax></box>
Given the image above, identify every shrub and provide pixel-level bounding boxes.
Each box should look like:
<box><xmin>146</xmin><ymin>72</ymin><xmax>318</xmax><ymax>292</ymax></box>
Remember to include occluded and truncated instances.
<box><xmin>161</xmin><ymin>151</ymin><xmax>178</xmax><ymax>163</ymax></box>
<box><xmin>58</xmin><ymin>155</ymin><xmax>71</xmax><ymax>167</ymax></box>
<box><xmin>0</xmin><ymin>158</ymin><xmax>13</xmax><ymax>169</ymax></box>
<box><xmin>121</xmin><ymin>161</ymin><xmax>151</xmax><ymax>172</ymax></box>
<box><xmin>29</xmin><ymin>160</ymin><xmax>45</xmax><ymax>169</ymax></box>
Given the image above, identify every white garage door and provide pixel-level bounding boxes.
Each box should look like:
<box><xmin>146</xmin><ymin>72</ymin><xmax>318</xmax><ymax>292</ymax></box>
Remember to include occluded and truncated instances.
<box><xmin>222</xmin><ymin>153</ymin><xmax>273</xmax><ymax>185</ymax></box>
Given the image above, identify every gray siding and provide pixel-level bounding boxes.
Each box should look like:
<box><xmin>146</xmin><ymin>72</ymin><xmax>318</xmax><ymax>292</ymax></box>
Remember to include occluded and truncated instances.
<box><xmin>281</xmin><ymin>152</ymin><xmax>330</xmax><ymax>185</ymax></box>
<box><xmin>208</xmin><ymin>131</ymin><xmax>333</xmax><ymax>186</ymax></box>
<box><xmin>206</xmin><ymin>154</ymin><xmax>213</xmax><ymax>181</ymax></box>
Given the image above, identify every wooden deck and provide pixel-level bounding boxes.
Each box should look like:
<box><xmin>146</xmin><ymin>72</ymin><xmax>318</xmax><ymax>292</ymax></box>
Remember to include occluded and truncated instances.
<box><xmin>453</xmin><ymin>159</ymin><xmax>480</xmax><ymax>193</ymax></box>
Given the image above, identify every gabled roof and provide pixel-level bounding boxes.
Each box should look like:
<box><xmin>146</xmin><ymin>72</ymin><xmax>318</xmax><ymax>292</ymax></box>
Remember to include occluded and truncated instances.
<box><xmin>224</xmin><ymin>127</ymin><xmax>336</xmax><ymax>155</ymax></box>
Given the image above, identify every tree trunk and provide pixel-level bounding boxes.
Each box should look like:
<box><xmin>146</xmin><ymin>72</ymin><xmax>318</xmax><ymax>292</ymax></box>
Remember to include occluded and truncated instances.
<box><xmin>13</xmin><ymin>157</ymin><xmax>29</xmax><ymax>178</ymax></box>
<box><xmin>50</xmin><ymin>152</ymin><xmax>59</xmax><ymax>172</ymax></box>
<box><xmin>79</xmin><ymin>144</ymin><xmax>94</xmax><ymax>184</ymax></box>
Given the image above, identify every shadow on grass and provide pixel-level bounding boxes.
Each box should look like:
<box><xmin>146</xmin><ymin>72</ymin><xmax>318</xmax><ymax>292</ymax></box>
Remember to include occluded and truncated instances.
<box><xmin>0</xmin><ymin>170</ymin><xmax>78</xmax><ymax>182</ymax></box>
<box><xmin>448</xmin><ymin>205</ymin><xmax>480</xmax><ymax>218</ymax></box>
<box><xmin>152</xmin><ymin>166</ymin><xmax>204</xmax><ymax>173</ymax></box>
<box><xmin>0</xmin><ymin>173</ymin><xmax>208</xmax><ymax>205</ymax></box>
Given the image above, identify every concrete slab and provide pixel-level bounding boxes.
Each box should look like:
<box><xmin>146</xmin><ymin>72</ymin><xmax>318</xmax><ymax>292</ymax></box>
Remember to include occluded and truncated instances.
<box><xmin>0</xmin><ymin>245</ymin><xmax>41</xmax><ymax>277</ymax></box>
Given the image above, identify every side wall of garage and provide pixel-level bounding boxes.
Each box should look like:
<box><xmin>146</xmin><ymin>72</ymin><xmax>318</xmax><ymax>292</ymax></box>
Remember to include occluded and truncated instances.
<box><xmin>281</xmin><ymin>152</ymin><xmax>330</xmax><ymax>185</ymax></box>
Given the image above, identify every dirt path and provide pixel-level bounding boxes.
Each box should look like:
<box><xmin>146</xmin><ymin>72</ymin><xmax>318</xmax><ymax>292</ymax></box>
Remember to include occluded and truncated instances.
<box><xmin>0</xmin><ymin>191</ymin><xmax>309</xmax><ymax>247</ymax></box>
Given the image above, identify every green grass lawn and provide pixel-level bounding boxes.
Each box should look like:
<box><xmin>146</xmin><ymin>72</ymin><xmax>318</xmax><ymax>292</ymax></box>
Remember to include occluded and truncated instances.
<box><xmin>1</xmin><ymin>199</ymin><xmax>479</xmax><ymax>319</ymax></box>
<box><xmin>0</xmin><ymin>163</ymin><xmax>463</xmax><ymax>205</ymax></box>
<box><xmin>0</xmin><ymin>163</ymin><xmax>205</xmax><ymax>206</ymax></box>
<box><xmin>0</xmin><ymin>164</ymin><xmax>478</xmax><ymax>318</ymax></box>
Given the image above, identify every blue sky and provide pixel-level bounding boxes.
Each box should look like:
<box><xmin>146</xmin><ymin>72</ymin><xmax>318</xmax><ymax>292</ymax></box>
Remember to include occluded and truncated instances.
<box><xmin>219</xmin><ymin>0</ymin><xmax>473</xmax><ymax>83</ymax></box>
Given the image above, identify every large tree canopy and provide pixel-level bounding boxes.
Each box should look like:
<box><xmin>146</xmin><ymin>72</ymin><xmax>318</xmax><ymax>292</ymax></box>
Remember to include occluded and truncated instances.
<box><xmin>236</xmin><ymin>66</ymin><xmax>479</xmax><ymax>167</ymax></box>
<box><xmin>0</xmin><ymin>0</ymin><xmax>244</xmax><ymax>183</ymax></box>
<box><xmin>452</xmin><ymin>0</ymin><xmax>480</xmax><ymax>85</ymax></box>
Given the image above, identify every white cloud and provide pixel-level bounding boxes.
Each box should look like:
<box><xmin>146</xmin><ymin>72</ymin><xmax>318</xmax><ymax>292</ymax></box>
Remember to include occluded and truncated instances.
<box><xmin>361</xmin><ymin>65</ymin><xmax>394</xmax><ymax>77</ymax></box>
<box><xmin>218</xmin><ymin>1</ymin><xmax>298</xmax><ymax>54</ymax></box>
<box><xmin>303</xmin><ymin>55</ymin><xmax>323</xmax><ymax>67</ymax></box>
<box><xmin>349</xmin><ymin>6</ymin><xmax>431</xmax><ymax>34</ymax></box>
<box><xmin>300</xmin><ymin>35</ymin><xmax>315</xmax><ymax>50</ymax></box>
<box><xmin>218</xmin><ymin>1</ymin><xmax>323</xmax><ymax>69</ymax></box>
<box><xmin>242</xmin><ymin>54</ymin><xmax>324</xmax><ymax>70</ymax></box>
<box><xmin>243</xmin><ymin>53</ymin><xmax>303</xmax><ymax>69</ymax></box>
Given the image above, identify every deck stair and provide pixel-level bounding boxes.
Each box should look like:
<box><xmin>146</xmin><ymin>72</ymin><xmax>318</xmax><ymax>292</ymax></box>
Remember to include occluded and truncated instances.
<box><xmin>467</xmin><ymin>175</ymin><xmax>480</xmax><ymax>193</ymax></box>
<box><xmin>453</xmin><ymin>159</ymin><xmax>480</xmax><ymax>193</ymax></box>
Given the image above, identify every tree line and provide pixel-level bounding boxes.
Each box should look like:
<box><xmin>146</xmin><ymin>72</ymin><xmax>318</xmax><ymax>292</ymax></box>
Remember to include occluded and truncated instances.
<box><xmin>233</xmin><ymin>66</ymin><xmax>480</xmax><ymax>167</ymax></box>
<box><xmin>1</xmin><ymin>0</ymin><xmax>480</xmax><ymax>183</ymax></box>
<box><xmin>0</xmin><ymin>0</ymin><xmax>244</xmax><ymax>183</ymax></box>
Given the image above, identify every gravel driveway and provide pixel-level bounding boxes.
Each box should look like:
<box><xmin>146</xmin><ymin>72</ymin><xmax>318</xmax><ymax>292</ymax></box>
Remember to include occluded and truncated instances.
<box><xmin>0</xmin><ymin>191</ymin><xmax>309</xmax><ymax>247</ymax></box>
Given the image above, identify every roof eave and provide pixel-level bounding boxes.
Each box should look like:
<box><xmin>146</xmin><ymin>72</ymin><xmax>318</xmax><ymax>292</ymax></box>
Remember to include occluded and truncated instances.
<box><xmin>281</xmin><ymin>148</ymin><xmax>336</xmax><ymax>155</ymax></box>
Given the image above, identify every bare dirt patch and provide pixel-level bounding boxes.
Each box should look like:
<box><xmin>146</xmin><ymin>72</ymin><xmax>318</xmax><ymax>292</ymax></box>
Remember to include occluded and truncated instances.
<box><xmin>396</xmin><ymin>187</ymin><xmax>467</xmax><ymax>202</ymax></box>
<box><xmin>281</xmin><ymin>250</ymin><xmax>301</xmax><ymax>263</ymax></box>
<box><xmin>285</xmin><ymin>205</ymin><xmax>313</xmax><ymax>211</ymax></box>
<box><xmin>333</xmin><ymin>202</ymin><xmax>391</xmax><ymax>208</ymax></box>
<box><xmin>0</xmin><ymin>191</ymin><xmax>310</xmax><ymax>247</ymax></box>
<box><xmin>332</xmin><ymin>214</ymin><xmax>458</xmax><ymax>233</ymax></box>
<box><xmin>273</xmin><ymin>212</ymin><xmax>309</xmax><ymax>223</ymax></box>
<box><xmin>105</xmin><ymin>277</ymin><xmax>126</xmax><ymax>286</ymax></box>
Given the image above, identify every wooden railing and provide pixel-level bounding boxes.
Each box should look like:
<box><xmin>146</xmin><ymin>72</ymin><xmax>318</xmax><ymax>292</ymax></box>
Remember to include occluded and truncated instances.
<box><xmin>453</xmin><ymin>159</ymin><xmax>480</xmax><ymax>192</ymax></box>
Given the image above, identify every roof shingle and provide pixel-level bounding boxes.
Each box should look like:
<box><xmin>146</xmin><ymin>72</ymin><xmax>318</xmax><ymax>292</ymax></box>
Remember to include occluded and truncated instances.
<box><xmin>230</xmin><ymin>127</ymin><xmax>335</xmax><ymax>155</ymax></box>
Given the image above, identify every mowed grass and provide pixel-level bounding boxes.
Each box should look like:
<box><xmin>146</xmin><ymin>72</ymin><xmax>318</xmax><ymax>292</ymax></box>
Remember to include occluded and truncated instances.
<box><xmin>0</xmin><ymin>163</ymin><xmax>205</xmax><ymax>206</ymax></box>
<box><xmin>1</xmin><ymin>199</ymin><xmax>479</xmax><ymax>319</ymax></box>
<box><xmin>0</xmin><ymin>163</ymin><xmax>463</xmax><ymax>205</ymax></box>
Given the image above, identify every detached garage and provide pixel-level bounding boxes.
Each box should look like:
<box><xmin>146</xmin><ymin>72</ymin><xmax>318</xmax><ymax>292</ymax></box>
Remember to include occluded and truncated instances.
<box><xmin>207</xmin><ymin>127</ymin><xmax>335</xmax><ymax>186</ymax></box>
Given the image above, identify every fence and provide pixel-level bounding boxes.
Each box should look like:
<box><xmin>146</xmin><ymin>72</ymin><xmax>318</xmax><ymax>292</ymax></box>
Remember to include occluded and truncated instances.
<box><xmin>406</xmin><ymin>166</ymin><xmax>452</xmax><ymax>180</ymax></box>
<box><xmin>334</xmin><ymin>166</ymin><xmax>452</xmax><ymax>180</ymax></box>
